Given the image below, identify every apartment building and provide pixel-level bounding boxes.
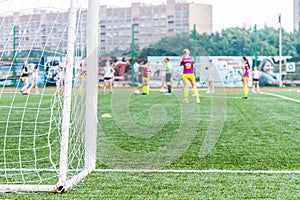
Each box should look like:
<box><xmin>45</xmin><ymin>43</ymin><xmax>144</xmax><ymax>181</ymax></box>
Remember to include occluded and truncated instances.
<box><xmin>100</xmin><ymin>0</ymin><xmax>212</xmax><ymax>52</ymax></box>
<box><xmin>0</xmin><ymin>9</ymin><xmax>73</xmax><ymax>54</ymax></box>
<box><xmin>0</xmin><ymin>0</ymin><xmax>212</xmax><ymax>54</ymax></box>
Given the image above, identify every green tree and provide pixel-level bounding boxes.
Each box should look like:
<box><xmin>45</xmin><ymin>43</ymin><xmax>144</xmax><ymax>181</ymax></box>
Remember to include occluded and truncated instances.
<box><xmin>106</xmin><ymin>27</ymin><xmax>300</xmax><ymax>57</ymax></box>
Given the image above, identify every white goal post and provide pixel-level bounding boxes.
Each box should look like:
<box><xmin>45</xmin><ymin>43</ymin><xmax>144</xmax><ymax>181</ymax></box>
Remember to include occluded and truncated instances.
<box><xmin>0</xmin><ymin>0</ymin><xmax>99</xmax><ymax>193</ymax></box>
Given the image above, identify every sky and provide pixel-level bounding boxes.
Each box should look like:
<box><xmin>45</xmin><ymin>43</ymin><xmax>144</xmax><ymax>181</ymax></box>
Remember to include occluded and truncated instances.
<box><xmin>0</xmin><ymin>0</ymin><xmax>294</xmax><ymax>32</ymax></box>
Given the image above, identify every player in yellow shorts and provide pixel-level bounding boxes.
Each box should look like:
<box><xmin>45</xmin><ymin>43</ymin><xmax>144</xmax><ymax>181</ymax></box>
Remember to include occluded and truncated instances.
<box><xmin>180</xmin><ymin>49</ymin><xmax>200</xmax><ymax>103</ymax></box>
<box><xmin>241</xmin><ymin>56</ymin><xmax>250</xmax><ymax>99</ymax></box>
<box><xmin>141</xmin><ymin>61</ymin><xmax>151</xmax><ymax>95</ymax></box>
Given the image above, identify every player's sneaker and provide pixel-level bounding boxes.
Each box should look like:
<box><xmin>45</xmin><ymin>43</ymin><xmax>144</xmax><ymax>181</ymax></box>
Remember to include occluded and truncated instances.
<box><xmin>165</xmin><ymin>93</ymin><xmax>172</xmax><ymax>96</ymax></box>
<box><xmin>196</xmin><ymin>98</ymin><xmax>200</xmax><ymax>103</ymax></box>
<box><xmin>182</xmin><ymin>99</ymin><xmax>188</xmax><ymax>103</ymax></box>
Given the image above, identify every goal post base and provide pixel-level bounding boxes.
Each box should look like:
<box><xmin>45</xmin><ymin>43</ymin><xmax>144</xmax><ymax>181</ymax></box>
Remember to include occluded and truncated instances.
<box><xmin>0</xmin><ymin>168</ymin><xmax>93</xmax><ymax>193</ymax></box>
<box><xmin>0</xmin><ymin>184</ymin><xmax>57</xmax><ymax>193</ymax></box>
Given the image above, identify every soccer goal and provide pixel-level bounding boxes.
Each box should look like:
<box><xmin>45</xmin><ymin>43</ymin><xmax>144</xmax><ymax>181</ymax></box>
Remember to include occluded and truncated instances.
<box><xmin>0</xmin><ymin>0</ymin><xmax>98</xmax><ymax>193</ymax></box>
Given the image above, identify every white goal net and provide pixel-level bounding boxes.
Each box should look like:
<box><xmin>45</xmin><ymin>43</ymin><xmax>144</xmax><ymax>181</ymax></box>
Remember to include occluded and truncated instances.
<box><xmin>0</xmin><ymin>0</ymin><xmax>98</xmax><ymax>193</ymax></box>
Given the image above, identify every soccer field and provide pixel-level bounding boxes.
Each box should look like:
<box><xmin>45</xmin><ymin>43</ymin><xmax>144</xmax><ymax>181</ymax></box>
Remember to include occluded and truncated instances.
<box><xmin>0</xmin><ymin>88</ymin><xmax>300</xmax><ymax>199</ymax></box>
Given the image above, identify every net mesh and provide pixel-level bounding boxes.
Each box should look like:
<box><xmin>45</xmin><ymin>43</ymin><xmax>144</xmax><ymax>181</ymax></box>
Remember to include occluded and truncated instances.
<box><xmin>0</xmin><ymin>0</ymin><xmax>86</xmax><ymax>187</ymax></box>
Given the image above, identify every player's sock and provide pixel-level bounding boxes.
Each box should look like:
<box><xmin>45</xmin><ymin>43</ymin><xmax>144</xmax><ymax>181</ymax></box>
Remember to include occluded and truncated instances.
<box><xmin>142</xmin><ymin>85</ymin><xmax>146</xmax><ymax>94</ymax></box>
<box><xmin>193</xmin><ymin>87</ymin><xmax>199</xmax><ymax>99</ymax></box>
<box><xmin>184</xmin><ymin>88</ymin><xmax>188</xmax><ymax>100</ymax></box>
<box><xmin>167</xmin><ymin>84</ymin><xmax>171</xmax><ymax>93</ymax></box>
<box><xmin>244</xmin><ymin>86</ymin><xmax>248</xmax><ymax>97</ymax></box>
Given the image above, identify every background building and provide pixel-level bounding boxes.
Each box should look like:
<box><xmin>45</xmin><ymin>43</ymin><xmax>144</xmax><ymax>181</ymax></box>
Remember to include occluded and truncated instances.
<box><xmin>0</xmin><ymin>9</ymin><xmax>73</xmax><ymax>55</ymax></box>
<box><xmin>294</xmin><ymin>0</ymin><xmax>300</xmax><ymax>31</ymax></box>
<box><xmin>0</xmin><ymin>0</ymin><xmax>212</xmax><ymax>55</ymax></box>
<box><xmin>99</xmin><ymin>0</ymin><xmax>212</xmax><ymax>52</ymax></box>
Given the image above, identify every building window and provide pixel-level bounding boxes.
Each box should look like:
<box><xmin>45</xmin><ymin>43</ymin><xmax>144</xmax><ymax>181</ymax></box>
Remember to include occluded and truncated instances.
<box><xmin>100</xmin><ymin>20</ymin><xmax>106</xmax><ymax>26</ymax></box>
<box><xmin>133</xmin><ymin>18</ymin><xmax>139</xmax><ymax>26</ymax></box>
<box><xmin>182</xmin><ymin>11</ymin><xmax>188</xmax><ymax>17</ymax></box>
<box><xmin>168</xmin><ymin>15</ymin><xmax>174</xmax><ymax>21</ymax></box>
<box><xmin>126</xmin><ymin>16</ymin><xmax>131</xmax><ymax>22</ymax></box>
<box><xmin>160</xmin><ymin>13</ymin><xmax>166</xmax><ymax>19</ymax></box>
<box><xmin>113</xmin><ymin>15</ymin><xmax>118</xmax><ymax>22</ymax></box>
<box><xmin>182</xmin><ymin>19</ymin><xmax>188</xmax><ymax>25</ymax></box>
<box><xmin>175</xmin><ymin>11</ymin><xmax>181</xmax><ymax>17</ymax></box>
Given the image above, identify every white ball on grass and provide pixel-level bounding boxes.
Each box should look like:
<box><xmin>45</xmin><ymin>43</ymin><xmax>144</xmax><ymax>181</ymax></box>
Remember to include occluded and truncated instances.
<box><xmin>134</xmin><ymin>90</ymin><xmax>140</xmax><ymax>95</ymax></box>
<box><xmin>101</xmin><ymin>113</ymin><xmax>111</xmax><ymax>118</ymax></box>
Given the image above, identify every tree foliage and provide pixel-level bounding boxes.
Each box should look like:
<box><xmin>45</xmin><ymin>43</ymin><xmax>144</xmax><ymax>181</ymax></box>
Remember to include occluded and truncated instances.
<box><xmin>131</xmin><ymin>27</ymin><xmax>300</xmax><ymax>57</ymax></box>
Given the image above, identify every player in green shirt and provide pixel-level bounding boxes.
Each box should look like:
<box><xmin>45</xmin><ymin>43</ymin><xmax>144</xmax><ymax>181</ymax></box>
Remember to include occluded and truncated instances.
<box><xmin>164</xmin><ymin>57</ymin><xmax>172</xmax><ymax>96</ymax></box>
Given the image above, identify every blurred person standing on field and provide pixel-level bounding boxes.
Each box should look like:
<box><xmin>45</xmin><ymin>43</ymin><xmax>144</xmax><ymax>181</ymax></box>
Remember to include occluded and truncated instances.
<box><xmin>206</xmin><ymin>59</ymin><xmax>215</xmax><ymax>94</ymax></box>
<box><xmin>102</xmin><ymin>60</ymin><xmax>115</xmax><ymax>95</ymax></box>
<box><xmin>180</xmin><ymin>49</ymin><xmax>200</xmax><ymax>103</ymax></box>
<box><xmin>252</xmin><ymin>66</ymin><xmax>261</xmax><ymax>93</ymax></box>
<box><xmin>241</xmin><ymin>56</ymin><xmax>250</xmax><ymax>99</ymax></box>
<box><xmin>164</xmin><ymin>57</ymin><xmax>173</xmax><ymax>96</ymax></box>
<box><xmin>142</xmin><ymin>61</ymin><xmax>151</xmax><ymax>95</ymax></box>
<box><xmin>20</xmin><ymin>59</ymin><xmax>29</xmax><ymax>95</ymax></box>
<box><xmin>28</xmin><ymin>64</ymin><xmax>39</xmax><ymax>94</ymax></box>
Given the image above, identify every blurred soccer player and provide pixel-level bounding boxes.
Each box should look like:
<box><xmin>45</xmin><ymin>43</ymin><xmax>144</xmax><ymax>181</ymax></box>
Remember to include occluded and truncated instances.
<box><xmin>102</xmin><ymin>60</ymin><xmax>115</xmax><ymax>95</ymax></box>
<box><xmin>252</xmin><ymin>66</ymin><xmax>261</xmax><ymax>93</ymax></box>
<box><xmin>180</xmin><ymin>49</ymin><xmax>200</xmax><ymax>103</ymax></box>
<box><xmin>79</xmin><ymin>56</ymin><xmax>87</xmax><ymax>95</ymax></box>
<box><xmin>164</xmin><ymin>57</ymin><xmax>173</xmax><ymax>96</ymax></box>
<box><xmin>20</xmin><ymin>59</ymin><xmax>29</xmax><ymax>95</ymax></box>
<box><xmin>241</xmin><ymin>56</ymin><xmax>250</xmax><ymax>99</ymax></box>
<box><xmin>142</xmin><ymin>61</ymin><xmax>151</xmax><ymax>95</ymax></box>
<box><xmin>28</xmin><ymin>64</ymin><xmax>39</xmax><ymax>94</ymax></box>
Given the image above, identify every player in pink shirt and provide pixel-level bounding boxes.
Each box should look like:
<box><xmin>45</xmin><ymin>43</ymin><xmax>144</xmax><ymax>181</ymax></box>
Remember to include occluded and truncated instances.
<box><xmin>79</xmin><ymin>56</ymin><xmax>87</xmax><ymax>95</ymax></box>
<box><xmin>142</xmin><ymin>61</ymin><xmax>151</xmax><ymax>95</ymax></box>
<box><xmin>241</xmin><ymin>56</ymin><xmax>250</xmax><ymax>99</ymax></box>
<box><xmin>180</xmin><ymin>49</ymin><xmax>200</xmax><ymax>103</ymax></box>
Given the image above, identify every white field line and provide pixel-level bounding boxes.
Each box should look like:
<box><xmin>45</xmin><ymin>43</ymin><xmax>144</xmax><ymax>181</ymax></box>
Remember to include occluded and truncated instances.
<box><xmin>261</xmin><ymin>92</ymin><xmax>300</xmax><ymax>103</ymax></box>
<box><xmin>1</xmin><ymin>168</ymin><xmax>300</xmax><ymax>174</ymax></box>
<box><xmin>95</xmin><ymin>169</ymin><xmax>300</xmax><ymax>174</ymax></box>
